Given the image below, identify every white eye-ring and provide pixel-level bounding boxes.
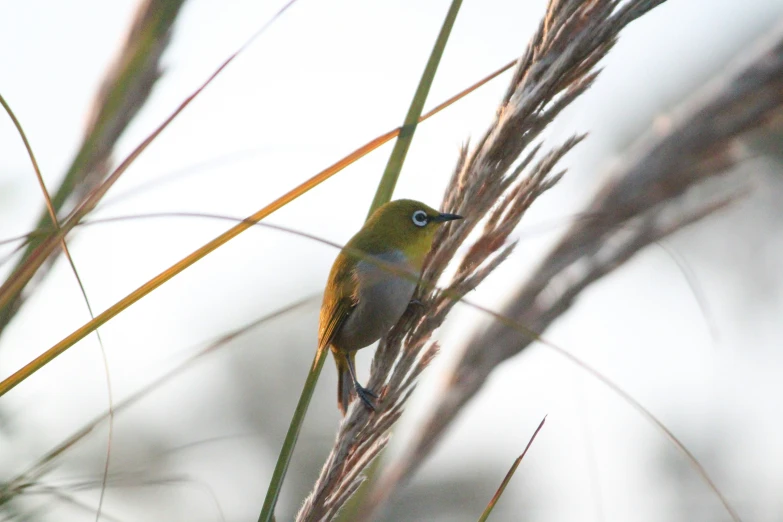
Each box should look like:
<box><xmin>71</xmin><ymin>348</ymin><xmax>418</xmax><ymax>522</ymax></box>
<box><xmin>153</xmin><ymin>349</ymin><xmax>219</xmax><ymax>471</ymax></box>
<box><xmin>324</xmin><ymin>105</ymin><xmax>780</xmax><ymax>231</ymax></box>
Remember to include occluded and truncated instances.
<box><xmin>411</xmin><ymin>210</ymin><xmax>429</xmax><ymax>227</ymax></box>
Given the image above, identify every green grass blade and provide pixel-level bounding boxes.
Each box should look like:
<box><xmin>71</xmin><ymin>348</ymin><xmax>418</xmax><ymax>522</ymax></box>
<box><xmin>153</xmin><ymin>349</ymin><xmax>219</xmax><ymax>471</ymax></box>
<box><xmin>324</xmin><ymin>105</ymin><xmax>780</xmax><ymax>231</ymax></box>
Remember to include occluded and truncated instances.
<box><xmin>367</xmin><ymin>0</ymin><xmax>463</xmax><ymax>217</ymax></box>
<box><xmin>477</xmin><ymin>416</ymin><xmax>546</xmax><ymax>522</ymax></box>
<box><xmin>257</xmin><ymin>348</ymin><xmax>328</xmax><ymax>522</ymax></box>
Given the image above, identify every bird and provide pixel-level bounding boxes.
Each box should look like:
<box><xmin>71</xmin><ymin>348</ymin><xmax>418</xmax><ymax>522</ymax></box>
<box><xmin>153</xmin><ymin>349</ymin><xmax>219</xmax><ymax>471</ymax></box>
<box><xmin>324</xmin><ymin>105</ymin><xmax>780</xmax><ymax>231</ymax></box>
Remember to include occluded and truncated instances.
<box><xmin>319</xmin><ymin>199</ymin><xmax>462</xmax><ymax>415</ymax></box>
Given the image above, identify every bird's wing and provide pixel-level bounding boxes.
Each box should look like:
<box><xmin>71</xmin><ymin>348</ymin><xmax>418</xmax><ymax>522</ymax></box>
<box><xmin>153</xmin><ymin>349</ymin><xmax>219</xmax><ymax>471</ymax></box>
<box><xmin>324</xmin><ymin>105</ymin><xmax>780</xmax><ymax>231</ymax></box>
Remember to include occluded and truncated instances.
<box><xmin>318</xmin><ymin>253</ymin><xmax>358</xmax><ymax>351</ymax></box>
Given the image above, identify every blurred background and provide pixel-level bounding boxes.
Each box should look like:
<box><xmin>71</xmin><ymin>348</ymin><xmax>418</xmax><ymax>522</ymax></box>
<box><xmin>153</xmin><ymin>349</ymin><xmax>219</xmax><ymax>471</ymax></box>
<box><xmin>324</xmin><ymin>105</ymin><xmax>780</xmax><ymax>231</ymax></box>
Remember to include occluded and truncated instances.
<box><xmin>1</xmin><ymin>0</ymin><xmax>782</xmax><ymax>520</ymax></box>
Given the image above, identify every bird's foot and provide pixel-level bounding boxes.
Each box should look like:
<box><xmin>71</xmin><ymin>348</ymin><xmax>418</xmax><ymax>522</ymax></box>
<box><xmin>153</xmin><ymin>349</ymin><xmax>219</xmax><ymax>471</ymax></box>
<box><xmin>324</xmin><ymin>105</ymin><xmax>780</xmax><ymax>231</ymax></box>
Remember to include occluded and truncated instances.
<box><xmin>354</xmin><ymin>382</ymin><xmax>377</xmax><ymax>412</ymax></box>
<box><xmin>406</xmin><ymin>298</ymin><xmax>425</xmax><ymax>315</ymax></box>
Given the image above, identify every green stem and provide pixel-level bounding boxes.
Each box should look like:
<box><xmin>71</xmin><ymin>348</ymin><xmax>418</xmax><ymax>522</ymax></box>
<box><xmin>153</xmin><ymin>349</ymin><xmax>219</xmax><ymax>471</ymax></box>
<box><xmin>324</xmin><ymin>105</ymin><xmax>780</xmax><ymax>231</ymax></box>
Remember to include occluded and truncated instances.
<box><xmin>367</xmin><ymin>0</ymin><xmax>463</xmax><ymax>218</ymax></box>
<box><xmin>258</xmin><ymin>347</ymin><xmax>328</xmax><ymax>522</ymax></box>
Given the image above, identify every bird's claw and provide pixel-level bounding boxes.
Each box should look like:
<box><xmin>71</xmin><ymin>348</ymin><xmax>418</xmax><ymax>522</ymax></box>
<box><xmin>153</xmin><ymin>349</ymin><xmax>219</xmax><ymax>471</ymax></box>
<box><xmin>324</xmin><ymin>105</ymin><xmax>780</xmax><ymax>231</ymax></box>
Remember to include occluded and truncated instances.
<box><xmin>354</xmin><ymin>382</ymin><xmax>378</xmax><ymax>411</ymax></box>
<box><xmin>405</xmin><ymin>298</ymin><xmax>425</xmax><ymax>316</ymax></box>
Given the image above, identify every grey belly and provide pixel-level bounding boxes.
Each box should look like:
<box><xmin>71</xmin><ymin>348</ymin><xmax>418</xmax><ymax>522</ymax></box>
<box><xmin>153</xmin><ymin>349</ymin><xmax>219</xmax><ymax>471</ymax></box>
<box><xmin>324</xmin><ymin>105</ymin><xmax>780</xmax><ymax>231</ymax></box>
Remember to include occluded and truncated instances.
<box><xmin>333</xmin><ymin>260</ymin><xmax>417</xmax><ymax>351</ymax></box>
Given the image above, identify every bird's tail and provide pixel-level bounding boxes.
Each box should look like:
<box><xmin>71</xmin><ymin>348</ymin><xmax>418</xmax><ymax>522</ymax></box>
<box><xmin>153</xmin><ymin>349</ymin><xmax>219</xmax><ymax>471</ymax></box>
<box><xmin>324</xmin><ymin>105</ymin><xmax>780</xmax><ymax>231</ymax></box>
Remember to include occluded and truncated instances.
<box><xmin>333</xmin><ymin>350</ymin><xmax>356</xmax><ymax>416</ymax></box>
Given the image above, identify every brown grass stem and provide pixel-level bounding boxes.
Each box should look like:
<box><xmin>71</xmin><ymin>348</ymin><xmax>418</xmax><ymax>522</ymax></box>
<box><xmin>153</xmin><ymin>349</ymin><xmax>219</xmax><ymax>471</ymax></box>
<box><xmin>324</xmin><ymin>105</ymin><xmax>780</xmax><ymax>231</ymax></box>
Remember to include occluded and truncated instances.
<box><xmin>477</xmin><ymin>416</ymin><xmax>546</xmax><ymax>522</ymax></box>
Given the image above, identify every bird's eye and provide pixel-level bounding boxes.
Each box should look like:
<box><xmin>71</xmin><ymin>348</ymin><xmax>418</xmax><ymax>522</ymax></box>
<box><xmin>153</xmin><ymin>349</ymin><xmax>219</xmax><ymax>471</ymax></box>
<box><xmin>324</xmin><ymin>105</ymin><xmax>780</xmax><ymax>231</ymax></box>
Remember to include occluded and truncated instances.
<box><xmin>411</xmin><ymin>210</ymin><xmax>429</xmax><ymax>227</ymax></box>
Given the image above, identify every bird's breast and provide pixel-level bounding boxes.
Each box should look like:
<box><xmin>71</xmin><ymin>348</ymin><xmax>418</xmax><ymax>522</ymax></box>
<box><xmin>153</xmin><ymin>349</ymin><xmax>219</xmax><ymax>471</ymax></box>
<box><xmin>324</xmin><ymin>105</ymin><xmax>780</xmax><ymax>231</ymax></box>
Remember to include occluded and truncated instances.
<box><xmin>332</xmin><ymin>251</ymin><xmax>418</xmax><ymax>352</ymax></box>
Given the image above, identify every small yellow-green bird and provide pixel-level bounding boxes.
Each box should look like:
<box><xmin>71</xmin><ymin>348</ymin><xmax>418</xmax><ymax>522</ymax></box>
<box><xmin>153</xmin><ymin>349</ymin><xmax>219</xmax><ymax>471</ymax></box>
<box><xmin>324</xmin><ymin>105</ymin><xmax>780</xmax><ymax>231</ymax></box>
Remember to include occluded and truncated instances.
<box><xmin>319</xmin><ymin>199</ymin><xmax>462</xmax><ymax>415</ymax></box>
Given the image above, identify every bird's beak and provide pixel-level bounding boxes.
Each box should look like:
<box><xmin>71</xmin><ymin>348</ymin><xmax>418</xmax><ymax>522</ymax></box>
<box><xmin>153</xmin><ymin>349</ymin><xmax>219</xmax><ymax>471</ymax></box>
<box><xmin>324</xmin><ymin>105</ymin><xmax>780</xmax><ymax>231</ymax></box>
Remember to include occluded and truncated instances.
<box><xmin>431</xmin><ymin>212</ymin><xmax>463</xmax><ymax>223</ymax></box>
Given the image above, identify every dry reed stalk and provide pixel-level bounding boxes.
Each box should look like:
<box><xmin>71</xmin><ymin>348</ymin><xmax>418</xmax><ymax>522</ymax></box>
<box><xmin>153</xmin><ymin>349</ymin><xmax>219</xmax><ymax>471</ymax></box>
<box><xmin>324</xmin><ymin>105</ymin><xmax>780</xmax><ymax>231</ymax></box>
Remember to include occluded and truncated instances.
<box><xmin>297</xmin><ymin>1</ymin><xmax>672</xmax><ymax>520</ymax></box>
<box><xmin>0</xmin><ymin>0</ymin><xmax>186</xmax><ymax>337</ymax></box>
<box><xmin>367</xmin><ymin>18</ymin><xmax>783</xmax><ymax>521</ymax></box>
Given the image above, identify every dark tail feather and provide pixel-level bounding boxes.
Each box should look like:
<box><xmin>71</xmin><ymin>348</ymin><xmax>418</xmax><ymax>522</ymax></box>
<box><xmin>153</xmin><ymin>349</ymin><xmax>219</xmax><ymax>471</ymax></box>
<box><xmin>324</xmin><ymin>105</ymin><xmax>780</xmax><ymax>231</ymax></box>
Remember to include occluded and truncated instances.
<box><xmin>334</xmin><ymin>351</ymin><xmax>356</xmax><ymax>415</ymax></box>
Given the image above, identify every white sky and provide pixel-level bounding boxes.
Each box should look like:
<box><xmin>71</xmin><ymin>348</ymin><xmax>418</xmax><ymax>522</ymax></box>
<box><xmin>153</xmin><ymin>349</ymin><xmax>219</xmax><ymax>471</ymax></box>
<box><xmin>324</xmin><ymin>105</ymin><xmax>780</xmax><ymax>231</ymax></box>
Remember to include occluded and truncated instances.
<box><xmin>1</xmin><ymin>1</ymin><xmax>783</xmax><ymax>521</ymax></box>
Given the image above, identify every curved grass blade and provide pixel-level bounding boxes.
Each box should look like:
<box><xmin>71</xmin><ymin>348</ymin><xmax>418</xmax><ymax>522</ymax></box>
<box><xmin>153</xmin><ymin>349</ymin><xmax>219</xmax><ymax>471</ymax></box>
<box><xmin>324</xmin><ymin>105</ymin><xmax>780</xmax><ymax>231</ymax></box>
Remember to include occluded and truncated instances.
<box><xmin>21</xmin><ymin>485</ymin><xmax>127</xmax><ymax>522</ymax></box>
<box><xmin>654</xmin><ymin>241</ymin><xmax>720</xmax><ymax>347</ymax></box>
<box><xmin>368</xmin><ymin>0</ymin><xmax>463</xmax><ymax>217</ymax></box>
<box><xmin>63</xmin><ymin>475</ymin><xmax>227</xmax><ymax>522</ymax></box>
<box><xmin>477</xmin><ymin>416</ymin><xmax>546</xmax><ymax>522</ymax></box>
<box><xmin>0</xmin><ymin>92</ymin><xmax>117</xmax><ymax>522</ymax></box>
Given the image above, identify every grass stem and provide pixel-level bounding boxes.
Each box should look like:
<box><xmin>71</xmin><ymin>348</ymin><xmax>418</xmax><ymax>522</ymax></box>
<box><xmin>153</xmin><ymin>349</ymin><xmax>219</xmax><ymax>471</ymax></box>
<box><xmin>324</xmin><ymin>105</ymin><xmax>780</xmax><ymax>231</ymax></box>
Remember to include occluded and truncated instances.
<box><xmin>258</xmin><ymin>348</ymin><xmax>328</xmax><ymax>522</ymax></box>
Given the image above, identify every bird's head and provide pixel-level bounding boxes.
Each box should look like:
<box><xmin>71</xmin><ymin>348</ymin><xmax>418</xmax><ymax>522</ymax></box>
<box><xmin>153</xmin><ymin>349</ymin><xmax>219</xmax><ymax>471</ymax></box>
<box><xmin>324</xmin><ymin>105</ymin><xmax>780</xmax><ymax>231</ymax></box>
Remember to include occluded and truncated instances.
<box><xmin>351</xmin><ymin>199</ymin><xmax>463</xmax><ymax>268</ymax></box>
